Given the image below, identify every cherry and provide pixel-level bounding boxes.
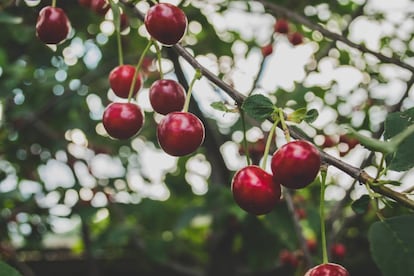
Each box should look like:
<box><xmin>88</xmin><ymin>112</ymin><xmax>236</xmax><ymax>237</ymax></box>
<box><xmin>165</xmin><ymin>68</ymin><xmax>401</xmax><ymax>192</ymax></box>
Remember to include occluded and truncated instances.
<box><xmin>149</xmin><ymin>79</ymin><xmax>186</xmax><ymax>115</ymax></box>
<box><xmin>120</xmin><ymin>13</ymin><xmax>129</xmax><ymax>31</ymax></box>
<box><xmin>274</xmin><ymin>19</ymin><xmax>289</xmax><ymax>34</ymax></box>
<box><xmin>305</xmin><ymin>263</ymin><xmax>349</xmax><ymax>276</ymax></box>
<box><xmin>295</xmin><ymin>208</ymin><xmax>307</xmax><ymax>220</ymax></box>
<box><xmin>90</xmin><ymin>0</ymin><xmax>110</xmax><ymax>15</ymax></box>
<box><xmin>271</xmin><ymin>140</ymin><xmax>321</xmax><ymax>189</ymax></box>
<box><xmin>330</xmin><ymin>243</ymin><xmax>346</xmax><ymax>260</ymax></box>
<box><xmin>144</xmin><ymin>3</ymin><xmax>188</xmax><ymax>46</ymax></box>
<box><xmin>306</xmin><ymin>238</ymin><xmax>318</xmax><ymax>254</ymax></box>
<box><xmin>288</xmin><ymin>32</ymin><xmax>304</xmax><ymax>46</ymax></box>
<box><xmin>36</xmin><ymin>6</ymin><xmax>71</xmax><ymax>45</ymax></box>
<box><xmin>279</xmin><ymin>249</ymin><xmax>299</xmax><ymax>267</ymax></box>
<box><xmin>109</xmin><ymin>65</ymin><xmax>142</xmax><ymax>99</ymax></box>
<box><xmin>157</xmin><ymin>112</ymin><xmax>205</xmax><ymax>156</ymax></box>
<box><xmin>102</xmin><ymin>102</ymin><xmax>144</xmax><ymax>140</ymax></box>
<box><xmin>78</xmin><ymin>0</ymin><xmax>91</xmax><ymax>7</ymax></box>
<box><xmin>261</xmin><ymin>44</ymin><xmax>273</xmax><ymax>57</ymax></box>
<box><xmin>231</xmin><ymin>165</ymin><xmax>281</xmax><ymax>215</ymax></box>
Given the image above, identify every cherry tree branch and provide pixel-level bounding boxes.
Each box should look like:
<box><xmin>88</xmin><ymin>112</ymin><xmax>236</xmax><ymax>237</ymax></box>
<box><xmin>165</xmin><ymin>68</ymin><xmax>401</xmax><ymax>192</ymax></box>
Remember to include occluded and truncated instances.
<box><xmin>120</xmin><ymin>0</ymin><xmax>414</xmax><ymax>210</ymax></box>
<box><xmin>255</xmin><ymin>0</ymin><xmax>414</xmax><ymax>73</ymax></box>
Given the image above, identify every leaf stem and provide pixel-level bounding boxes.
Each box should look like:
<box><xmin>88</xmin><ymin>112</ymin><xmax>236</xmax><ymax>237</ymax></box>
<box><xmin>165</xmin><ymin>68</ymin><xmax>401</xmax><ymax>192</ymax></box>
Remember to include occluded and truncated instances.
<box><xmin>127</xmin><ymin>39</ymin><xmax>153</xmax><ymax>103</ymax></box>
<box><xmin>320</xmin><ymin>165</ymin><xmax>328</xmax><ymax>264</ymax></box>
<box><xmin>260</xmin><ymin>118</ymin><xmax>279</xmax><ymax>170</ymax></box>
<box><xmin>182</xmin><ymin>69</ymin><xmax>202</xmax><ymax>113</ymax></box>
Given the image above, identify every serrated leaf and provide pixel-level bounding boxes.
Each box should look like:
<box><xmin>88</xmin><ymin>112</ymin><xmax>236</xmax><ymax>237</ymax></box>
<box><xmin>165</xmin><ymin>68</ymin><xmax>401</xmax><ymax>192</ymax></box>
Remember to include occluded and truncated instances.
<box><xmin>351</xmin><ymin>194</ymin><xmax>370</xmax><ymax>214</ymax></box>
<box><xmin>368</xmin><ymin>215</ymin><xmax>414</xmax><ymax>276</ymax></box>
<box><xmin>210</xmin><ymin>101</ymin><xmax>238</xmax><ymax>113</ymax></box>
<box><xmin>0</xmin><ymin>261</ymin><xmax>21</xmax><ymax>276</ymax></box>
<box><xmin>384</xmin><ymin>107</ymin><xmax>414</xmax><ymax>171</ymax></box>
<box><xmin>241</xmin><ymin>94</ymin><xmax>276</xmax><ymax>122</ymax></box>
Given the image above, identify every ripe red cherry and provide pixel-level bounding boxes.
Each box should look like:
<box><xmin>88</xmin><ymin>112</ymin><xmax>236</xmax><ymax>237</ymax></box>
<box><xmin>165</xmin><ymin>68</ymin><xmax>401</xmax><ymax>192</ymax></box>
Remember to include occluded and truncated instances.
<box><xmin>231</xmin><ymin>165</ymin><xmax>281</xmax><ymax>215</ymax></box>
<box><xmin>91</xmin><ymin>0</ymin><xmax>110</xmax><ymax>15</ymax></box>
<box><xmin>109</xmin><ymin>65</ymin><xmax>142</xmax><ymax>99</ymax></box>
<box><xmin>305</xmin><ymin>263</ymin><xmax>349</xmax><ymax>276</ymax></box>
<box><xmin>288</xmin><ymin>32</ymin><xmax>304</xmax><ymax>45</ymax></box>
<box><xmin>261</xmin><ymin>44</ymin><xmax>273</xmax><ymax>57</ymax></box>
<box><xmin>36</xmin><ymin>6</ymin><xmax>71</xmax><ymax>45</ymax></box>
<box><xmin>271</xmin><ymin>140</ymin><xmax>321</xmax><ymax>189</ymax></box>
<box><xmin>102</xmin><ymin>102</ymin><xmax>144</xmax><ymax>140</ymax></box>
<box><xmin>330</xmin><ymin>243</ymin><xmax>346</xmax><ymax>260</ymax></box>
<box><xmin>144</xmin><ymin>3</ymin><xmax>188</xmax><ymax>46</ymax></box>
<box><xmin>149</xmin><ymin>79</ymin><xmax>186</xmax><ymax>115</ymax></box>
<box><xmin>157</xmin><ymin>112</ymin><xmax>205</xmax><ymax>156</ymax></box>
<box><xmin>274</xmin><ymin>19</ymin><xmax>289</xmax><ymax>34</ymax></box>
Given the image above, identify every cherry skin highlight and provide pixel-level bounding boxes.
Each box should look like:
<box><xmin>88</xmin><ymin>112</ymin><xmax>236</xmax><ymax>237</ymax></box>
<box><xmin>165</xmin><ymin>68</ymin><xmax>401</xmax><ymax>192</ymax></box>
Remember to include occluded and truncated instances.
<box><xmin>271</xmin><ymin>140</ymin><xmax>321</xmax><ymax>189</ymax></box>
<box><xmin>157</xmin><ymin>112</ymin><xmax>205</xmax><ymax>156</ymax></box>
<box><xmin>144</xmin><ymin>3</ymin><xmax>188</xmax><ymax>46</ymax></box>
<box><xmin>231</xmin><ymin>165</ymin><xmax>281</xmax><ymax>215</ymax></box>
<box><xmin>149</xmin><ymin>79</ymin><xmax>186</xmax><ymax>115</ymax></box>
<box><xmin>36</xmin><ymin>6</ymin><xmax>71</xmax><ymax>45</ymax></box>
<box><xmin>305</xmin><ymin>263</ymin><xmax>350</xmax><ymax>276</ymax></box>
<box><xmin>102</xmin><ymin>102</ymin><xmax>144</xmax><ymax>140</ymax></box>
<box><xmin>109</xmin><ymin>65</ymin><xmax>142</xmax><ymax>99</ymax></box>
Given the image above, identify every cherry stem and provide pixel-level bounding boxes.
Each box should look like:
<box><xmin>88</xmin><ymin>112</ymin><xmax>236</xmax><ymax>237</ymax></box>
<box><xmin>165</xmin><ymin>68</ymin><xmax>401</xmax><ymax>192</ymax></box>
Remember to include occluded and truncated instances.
<box><xmin>240</xmin><ymin>110</ymin><xmax>251</xmax><ymax>165</ymax></box>
<box><xmin>319</xmin><ymin>165</ymin><xmax>329</xmax><ymax>264</ymax></box>
<box><xmin>153</xmin><ymin>42</ymin><xmax>164</xmax><ymax>79</ymax></box>
<box><xmin>278</xmin><ymin>108</ymin><xmax>290</xmax><ymax>142</ymax></box>
<box><xmin>260</xmin><ymin>117</ymin><xmax>279</xmax><ymax>170</ymax></box>
<box><xmin>114</xmin><ymin>6</ymin><xmax>124</xmax><ymax>65</ymax></box>
<box><xmin>127</xmin><ymin>39</ymin><xmax>153</xmax><ymax>103</ymax></box>
<box><xmin>182</xmin><ymin>69</ymin><xmax>202</xmax><ymax>113</ymax></box>
<box><xmin>52</xmin><ymin>0</ymin><xmax>57</xmax><ymax>7</ymax></box>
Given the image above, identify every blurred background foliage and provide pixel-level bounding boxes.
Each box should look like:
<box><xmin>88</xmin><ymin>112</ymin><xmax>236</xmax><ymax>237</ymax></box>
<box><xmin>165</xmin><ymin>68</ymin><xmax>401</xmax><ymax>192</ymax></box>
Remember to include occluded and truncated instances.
<box><xmin>0</xmin><ymin>0</ymin><xmax>413</xmax><ymax>275</ymax></box>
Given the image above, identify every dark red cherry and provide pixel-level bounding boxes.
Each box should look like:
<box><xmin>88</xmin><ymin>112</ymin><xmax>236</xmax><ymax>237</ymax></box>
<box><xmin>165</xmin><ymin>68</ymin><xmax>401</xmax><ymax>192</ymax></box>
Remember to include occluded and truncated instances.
<box><xmin>231</xmin><ymin>165</ymin><xmax>281</xmax><ymax>215</ymax></box>
<box><xmin>305</xmin><ymin>263</ymin><xmax>349</xmax><ymax>276</ymax></box>
<box><xmin>91</xmin><ymin>0</ymin><xmax>110</xmax><ymax>15</ymax></box>
<box><xmin>79</xmin><ymin>0</ymin><xmax>91</xmax><ymax>7</ymax></box>
<box><xmin>330</xmin><ymin>243</ymin><xmax>346</xmax><ymax>260</ymax></box>
<box><xmin>149</xmin><ymin>79</ymin><xmax>186</xmax><ymax>115</ymax></box>
<box><xmin>102</xmin><ymin>102</ymin><xmax>144</xmax><ymax>140</ymax></box>
<box><xmin>271</xmin><ymin>140</ymin><xmax>321</xmax><ymax>189</ymax></box>
<box><xmin>109</xmin><ymin>65</ymin><xmax>142</xmax><ymax>99</ymax></box>
<box><xmin>144</xmin><ymin>3</ymin><xmax>188</xmax><ymax>46</ymax></box>
<box><xmin>36</xmin><ymin>6</ymin><xmax>71</xmax><ymax>45</ymax></box>
<box><xmin>288</xmin><ymin>32</ymin><xmax>304</xmax><ymax>45</ymax></box>
<box><xmin>261</xmin><ymin>44</ymin><xmax>273</xmax><ymax>57</ymax></box>
<box><xmin>157</xmin><ymin>112</ymin><xmax>204</xmax><ymax>156</ymax></box>
<box><xmin>274</xmin><ymin>19</ymin><xmax>289</xmax><ymax>34</ymax></box>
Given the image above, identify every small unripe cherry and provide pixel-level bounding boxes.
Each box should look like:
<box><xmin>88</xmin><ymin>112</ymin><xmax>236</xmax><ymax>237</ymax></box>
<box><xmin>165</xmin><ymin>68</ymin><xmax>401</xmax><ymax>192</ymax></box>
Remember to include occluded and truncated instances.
<box><xmin>274</xmin><ymin>19</ymin><xmax>289</xmax><ymax>34</ymax></box>
<box><xmin>261</xmin><ymin>44</ymin><xmax>273</xmax><ymax>57</ymax></box>
<box><xmin>288</xmin><ymin>32</ymin><xmax>304</xmax><ymax>46</ymax></box>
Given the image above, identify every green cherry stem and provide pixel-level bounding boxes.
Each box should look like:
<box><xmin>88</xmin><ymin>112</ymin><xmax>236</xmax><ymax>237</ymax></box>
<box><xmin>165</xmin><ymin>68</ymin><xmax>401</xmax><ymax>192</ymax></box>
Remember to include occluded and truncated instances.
<box><xmin>240</xmin><ymin>110</ymin><xmax>251</xmax><ymax>165</ymax></box>
<box><xmin>260</xmin><ymin>117</ymin><xmax>279</xmax><ymax>170</ymax></box>
<box><xmin>182</xmin><ymin>69</ymin><xmax>202</xmax><ymax>113</ymax></box>
<box><xmin>52</xmin><ymin>0</ymin><xmax>57</xmax><ymax>7</ymax></box>
<box><xmin>278</xmin><ymin>108</ymin><xmax>291</xmax><ymax>142</ymax></box>
<box><xmin>319</xmin><ymin>165</ymin><xmax>328</xmax><ymax>264</ymax></box>
<box><xmin>127</xmin><ymin>39</ymin><xmax>153</xmax><ymax>103</ymax></box>
<box><xmin>116</xmin><ymin>17</ymin><xmax>124</xmax><ymax>65</ymax></box>
<box><xmin>153</xmin><ymin>41</ymin><xmax>164</xmax><ymax>79</ymax></box>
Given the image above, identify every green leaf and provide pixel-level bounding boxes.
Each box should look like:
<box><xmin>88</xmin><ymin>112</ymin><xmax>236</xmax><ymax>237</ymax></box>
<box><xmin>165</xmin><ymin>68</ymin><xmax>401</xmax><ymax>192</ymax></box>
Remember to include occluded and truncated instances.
<box><xmin>304</xmin><ymin>109</ymin><xmax>319</xmax><ymax>123</ymax></box>
<box><xmin>384</xmin><ymin>107</ymin><xmax>414</xmax><ymax>171</ymax></box>
<box><xmin>0</xmin><ymin>12</ymin><xmax>23</xmax><ymax>24</ymax></box>
<box><xmin>0</xmin><ymin>261</ymin><xmax>21</xmax><ymax>276</ymax></box>
<box><xmin>351</xmin><ymin>194</ymin><xmax>370</xmax><ymax>214</ymax></box>
<box><xmin>368</xmin><ymin>215</ymin><xmax>414</xmax><ymax>276</ymax></box>
<box><xmin>241</xmin><ymin>94</ymin><xmax>276</xmax><ymax>122</ymax></box>
<box><xmin>210</xmin><ymin>101</ymin><xmax>238</xmax><ymax>113</ymax></box>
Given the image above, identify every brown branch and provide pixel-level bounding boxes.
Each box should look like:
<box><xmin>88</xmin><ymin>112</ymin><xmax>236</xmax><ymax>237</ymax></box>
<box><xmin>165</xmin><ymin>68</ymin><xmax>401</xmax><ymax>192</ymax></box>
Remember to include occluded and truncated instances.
<box><xmin>256</xmin><ymin>0</ymin><xmax>414</xmax><ymax>73</ymax></box>
<box><xmin>120</xmin><ymin>0</ymin><xmax>414</xmax><ymax>210</ymax></box>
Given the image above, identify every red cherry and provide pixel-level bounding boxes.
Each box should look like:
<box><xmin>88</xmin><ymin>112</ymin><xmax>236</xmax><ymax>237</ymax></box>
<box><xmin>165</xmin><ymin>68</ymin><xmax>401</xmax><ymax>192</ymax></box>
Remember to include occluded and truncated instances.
<box><xmin>231</xmin><ymin>165</ymin><xmax>281</xmax><ymax>215</ymax></box>
<box><xmin>305</xmin><ymin>263</ymin><xmax>349</xmax><ymax>276</ymax></box>
<box><xmin>36</xmin><ymin>6</ymin><xmax>71</xmax><ymax>45</ymax></box>
<box><xmin>306</xmin><ymin>238</ymin><xmax>318</xmax><ymax>254</ymax></box>
<box><xmin>157</xmin><ymin>112</ymin><xmax>205</xmax><ymax>156</ymax></box>
<box><xmin>120</xmin><ymin>13</ymin><xmax>129</xmax><ymax>31</ymax></box>
<box><xmin>91</xmin><ymin>0</ymin><xmax>110</xmax><ymax>15</ymax></box>
<box><xmin>322</xmin><ymin>135</ymin><xmax>337</xmax><ymax>148</ymax></box>
<box><xmin>339</xmin><ymin>134</ymin><xmax>359</xmax><ymax>150</ymax></box>
<box><xmin>261</xmin><ymin>44</ymin><xmax>273</xmax><ymax>57</ymax></box>
<box><xmin>102</xmin><ymin>102</ymin><xmax>144</xmax><ymax>140</ymax></box>
<box><xmin>79</xmin><ymin>0</ymin><xmax>91</xmax><ymax>7</ymax></box>
<box><xmin>295</xmin><ymin>208</ymin><xmax>307</xmax><ymax>220</ymax></box>
<box><xmin>279</xmin><ymin>249</ymin><xmax>299</xmax><ymax>267</ymax></box>
<box><xmin>274</xmin><ymin>19</ymin><xmax>289</xmax><ymax>34</ymax></box>
<box><xmin>330</xmin><ymin>243</ymin><xmax>346</xmax><ymax>260</ymax></box>
<box><xmin>271</xmin><ymin>140</ymin><xmax>321</xmax><ymax>189</ymax></box>
<box><xmin>288</xmin><ymin>32</ymin><xmax>304</xmax><ymax>46</ymax></box>
<box><xmin>144</xmin><ymin>3</ymin><xmax>188</xmax><ymax>46</ymax></box>
<box><xmin>149</xmin><ymin>79</ymin><xmax>186</xmax><ymax>115</ymax></box>
<box><xmin>109</xmin><ymin>65</ymin><xmax>142</xmax><ymax>99</ymax></box>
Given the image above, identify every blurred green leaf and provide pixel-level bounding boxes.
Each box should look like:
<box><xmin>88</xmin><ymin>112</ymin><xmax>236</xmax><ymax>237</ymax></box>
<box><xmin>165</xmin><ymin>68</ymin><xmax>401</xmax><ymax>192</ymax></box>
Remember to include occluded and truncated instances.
<box><xmin>351</xmin><ymin>194</ymin><xmax>370</xmax><ymax>214</ymax></box>
<box><xmin>0</xmin><ymin>261</ymin><xmax>21</xmax><ymax>276</ymax></box>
